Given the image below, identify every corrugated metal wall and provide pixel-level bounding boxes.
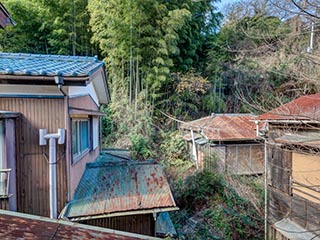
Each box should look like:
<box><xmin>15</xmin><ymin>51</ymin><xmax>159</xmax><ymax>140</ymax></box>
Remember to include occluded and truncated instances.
<box><xmin>0</xmin><ymin>97</ymin><xmax>67</xmax><ymax>217</ymax></box>
<box><xmin>83</xmin><ymin>214</ymin><xmax>155</xmax><ymax>236</ymax></box>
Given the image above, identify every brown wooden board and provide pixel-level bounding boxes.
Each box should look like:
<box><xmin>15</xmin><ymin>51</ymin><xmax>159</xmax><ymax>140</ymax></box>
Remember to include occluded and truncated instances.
<box><xmin>268</xmin><ymin>146</ymin><xmax>292</xmax><ymax>194</ymax></box>
<box><xmin>0</xmin><ymin>97</ymin><xmax>67</xmax><ymax>217</ymax></box>
<box><xmin>84</xmin><ymin>214</ymin><xmax>155</xmax><ymax>237</ymax></box>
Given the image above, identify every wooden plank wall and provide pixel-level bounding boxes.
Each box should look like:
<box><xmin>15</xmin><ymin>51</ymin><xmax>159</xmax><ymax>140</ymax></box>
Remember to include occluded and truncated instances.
<box><xmin>268</xmin><ymin>187</ymin><xmax>320</xmax><ymax>234</ymax></box>
<box><xmin>0</xmin><ymin>98</ymin><xmax>67</xmax><ymax>217</ymax></box>
<box><xmin>267</xmin><ymin>146</ymin><xmax>291</xmax><ymax>194</ymax></box>
<box><xmin>83</xmin><ymin>214</ymin><xmax>155</xmax><ymax>236</ymax></box>
<box><xmin>268</xmin><ymin>146</ymin><xmax>320</xmax><ymax>237</ymax></box>
<box><xmin>225</xmin><ymin>144</ymin><xmax>264</xmax><ymax>175</ymax></box>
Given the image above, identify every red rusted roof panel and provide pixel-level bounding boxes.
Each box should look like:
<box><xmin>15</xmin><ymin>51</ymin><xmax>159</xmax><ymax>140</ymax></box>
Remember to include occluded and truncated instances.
<box><xmin>0</xmin><ymin>210</ymin><xmax>149</xmax><ymax>239</ymax></box>
<box><xmin>258</xmin><ymin>94</ymin><xmax>320</xmax><ymax>121</ymax></box>
<box><xmin>180</xmin><ymin>114</ymin><xmax>258</xmax><ymax>141</ymax></box>
<box><xmin>63</xmin><ymin>158</ymin><xmax>176</xmax><ymax>219</ymax></box>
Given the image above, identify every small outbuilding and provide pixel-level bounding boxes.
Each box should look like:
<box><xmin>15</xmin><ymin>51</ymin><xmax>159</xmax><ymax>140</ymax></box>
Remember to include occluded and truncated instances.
<box><xmin>180</xmin><ymin>114</ymin><xmax>264</xmax><ymax>175</ymax></box>
<box><xmin>60</xmin><ymin>152</ymin><xmax>178</xmax><ymax>237</ymax></box>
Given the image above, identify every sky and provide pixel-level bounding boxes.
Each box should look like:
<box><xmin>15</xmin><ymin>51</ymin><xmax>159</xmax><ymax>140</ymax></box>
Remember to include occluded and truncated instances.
<box><xmin>215</xmin><ymin>0</ymin><xmax>238</xmax><ymax>11</ymax></box>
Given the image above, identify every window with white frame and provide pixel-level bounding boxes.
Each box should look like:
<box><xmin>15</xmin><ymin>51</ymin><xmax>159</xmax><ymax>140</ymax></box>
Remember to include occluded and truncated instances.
<box><xmin>72</xmin><ymin>118</ymin><xmax>91</xmax><ymax>162</ymax></box>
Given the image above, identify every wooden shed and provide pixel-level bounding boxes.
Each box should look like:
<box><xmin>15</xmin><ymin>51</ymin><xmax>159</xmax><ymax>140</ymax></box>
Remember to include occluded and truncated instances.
<box><xmin>258</xmin><ymin>94</ymin><xmax>320</xmax><ymax>239</ymax></box>
<box><xmin>60</xmin><ymin>152</ymin><xmax>178</xmax><ymax>237</ymax></box>
<box><xmin>0</xmin><ymin>52</ymin><xmax>109</xmax><ymax>218</ymax></box>
<box><xmin>180</xmin><ymin>114</ymin><xmax>264</xmax><ymax>175</ymax></box>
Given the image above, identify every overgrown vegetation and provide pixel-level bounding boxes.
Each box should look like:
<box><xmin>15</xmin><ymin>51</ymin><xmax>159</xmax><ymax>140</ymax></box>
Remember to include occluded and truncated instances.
<box><xmin>3</xmin><ymin>0</ymin><xmax>320</xmax><ymax>238</ymax></box>
<box><xmin>169</xmin><ymin>170</ymin><xmax>264</xmax><ymax>239</ymax></box>
<box><xmin>158</xmin><ymin>131</ymin><xmax>264</xmax><ymax>239</ymax></box>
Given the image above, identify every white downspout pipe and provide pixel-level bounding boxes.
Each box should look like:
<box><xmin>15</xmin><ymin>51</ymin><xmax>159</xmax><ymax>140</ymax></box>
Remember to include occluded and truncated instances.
<box><xmin>190</xmin><ymin>129</ymin><xmax>199</xmax><ymax>169</ymax></box>
<box><xmin>39</xmin><ymin>128</ymin><xmax>65</xmax><ymax>219</ymax></box>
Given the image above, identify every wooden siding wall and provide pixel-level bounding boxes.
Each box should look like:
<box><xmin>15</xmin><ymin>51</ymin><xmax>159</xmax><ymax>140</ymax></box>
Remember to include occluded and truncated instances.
<box><xmin>0</xmin><ymin>98</ymin><xmax>67</xmax><ymax>217</ymax></box>
<box><xmin>267</xmin><ymin>146</ymin><xmax>291</xmax><ymax>194</ymax></box>
<box><xmin>83</xmin><ymin>214</ymin><xmax>155</xmax><ymax>236</ymax></box>
<box><xmin>225</xmin><ymin>144</ymin><xmax>264</xmax><ymax>175</ymax></box>
<box><xmin>268</xmin><ymin>186</ymin><xmax>320</xmax><ymax>236</ymax></box>
<box><xmin>69</xmin><ymin>95</ymin><xmax>99</xmax><ymax>111</ymax></box>
<box><xmin>267</xmin><ymin>146</ymin><xmax>320</xmax><ymax>238</ymax></box>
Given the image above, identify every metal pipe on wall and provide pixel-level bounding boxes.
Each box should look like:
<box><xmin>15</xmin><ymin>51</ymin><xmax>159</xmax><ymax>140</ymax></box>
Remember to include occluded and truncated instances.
<box><xmin>39</xmin><ymin>128</ymin><xmax>65</xmax><ymax>219</ymax></box>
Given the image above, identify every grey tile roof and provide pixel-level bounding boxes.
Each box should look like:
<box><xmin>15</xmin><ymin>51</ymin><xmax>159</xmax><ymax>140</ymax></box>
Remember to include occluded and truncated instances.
<box><xmin>0</xmin><ymin>52</ymin><xmax>104</xmax><ymax>77</ymax></box>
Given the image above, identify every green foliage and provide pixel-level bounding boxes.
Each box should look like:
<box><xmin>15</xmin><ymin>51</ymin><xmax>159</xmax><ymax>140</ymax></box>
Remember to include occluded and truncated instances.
<box><xmin>173</xmin><ymin>172</ymin><xmax>264</xmax><ymax>239</ymax></box>
<box><xmin>101</xmin><ymin>105</ymin><xmax>115</xmax><ymax>140</ymax></box>
<box><xmin>0</xmin><ymin>0</ymin><xmax>96</xmax><ymax>55</ymax></box>
<box><xmin>130</xmin><ymin>132</ymin><xmax>152</xmax><ymax>159</ymax></box>
<box><xmin>179</xmin><ymin>171</ymin><xmax>224</xmax><ymax>210</ymax></box>
<box><xmin>172</xmin><ymin>0</ymin><xmax>222</xmax><ymax>72</ymax></box>
<box><xmin>159</xmin><ymin>70</ymin><xmax>211</xmax><ymax>120</ymax></box>
<box><xmin>159</xmin><ymin>131</ymin><xmax>194</xmax><ymax>184</ymax></box>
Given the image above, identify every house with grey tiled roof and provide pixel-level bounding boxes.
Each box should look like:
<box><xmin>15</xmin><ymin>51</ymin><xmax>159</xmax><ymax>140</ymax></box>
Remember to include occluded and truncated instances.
<box><xmin>0</xmin><ymin>52</ymin><xmax>110</xmax><ymax>219</ymax></box>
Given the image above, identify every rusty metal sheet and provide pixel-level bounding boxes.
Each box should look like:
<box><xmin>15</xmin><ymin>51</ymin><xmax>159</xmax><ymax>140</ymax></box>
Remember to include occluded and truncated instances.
<box><xmin>180</xmin><ymin>114</ymin><xmax>258</xmax><ymax>141</ymax></box>
<box><xmin>0</xmin><ymin>210</ymin><xmax>151</xmax><ymax>240</ymax></box>
<box><xmin>63</xmin><ymin>156</ymin><xmax>176</xmax><ymax>219</ymax></box>
<box><xmin>274</xmin><ymin>132</ymin><xmax>320</xmax><ymax>148</ymax></box>
<box><xmin>258</xmin><ymin>94</ymin><xmax>320</xmax><ymax>121</ymax></box>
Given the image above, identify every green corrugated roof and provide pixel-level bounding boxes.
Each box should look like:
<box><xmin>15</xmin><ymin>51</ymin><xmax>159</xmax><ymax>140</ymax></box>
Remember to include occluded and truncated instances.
<box><xmin>61</xmin><ymin>154</ymin><xmax>177</xmax><ymax>220</ymax></box>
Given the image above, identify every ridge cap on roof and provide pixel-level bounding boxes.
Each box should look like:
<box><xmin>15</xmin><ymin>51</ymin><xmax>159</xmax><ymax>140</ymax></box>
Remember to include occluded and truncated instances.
<box><xmin>0</xmin><ymin>52</ymin><xmax>100</xmax><ymax>62</ymax></box>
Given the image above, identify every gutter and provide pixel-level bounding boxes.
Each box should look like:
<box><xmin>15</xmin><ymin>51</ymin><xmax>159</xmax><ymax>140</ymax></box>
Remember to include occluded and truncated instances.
<box><xmin>0</xmin><ymin>74</ymin><xmax>90</xmax><ymax>85</ymax></box>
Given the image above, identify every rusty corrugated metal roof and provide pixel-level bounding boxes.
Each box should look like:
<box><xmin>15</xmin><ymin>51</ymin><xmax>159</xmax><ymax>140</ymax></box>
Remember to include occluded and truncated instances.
<box><xmin>61</xmin><ymin>156</ymin><xmax>177</xmax><ymax>220</ymax></box>
<box><xmin>258</xmin><ymin>94</ymin><xmax>320</xmax><ymax>121</ymax></box>
<box><xmin>0</xmin><ymin>209</ymin><xmax>158</xmax><ymax>239</ymax></box>
<box><xmin>180</xmin><ymin>114</ymin><xmax>258</xmax><ymax>141</ymax></box>
<box><xmin>274</xmin><ymin>132</ymin><xmax>320</xmax><ymax>148</ymax></box>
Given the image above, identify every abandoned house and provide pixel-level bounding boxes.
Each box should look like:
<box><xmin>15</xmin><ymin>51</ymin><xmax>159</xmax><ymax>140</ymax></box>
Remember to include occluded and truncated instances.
<box><xmin>180</xmin><ymin>114</ymin><xmax>264</xmax><ymax>175</ymax></box>
<box><xmin>258</xmin><ymin>94</ymin><xmax>320</xmax><ymax>239</ymax></box>
<box><xmin>0</xmin><ymin>52</ymin><xmax>110</xmax><ymax>219</ymax></box>
<box><xmin>60</xmin><ymin>151</ymin><xmax>178</xmax><ymax>237</ymax></box>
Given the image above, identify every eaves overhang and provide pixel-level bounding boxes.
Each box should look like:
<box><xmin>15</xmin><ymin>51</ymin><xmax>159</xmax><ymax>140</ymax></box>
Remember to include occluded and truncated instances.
<box><xmin>0</xmin><ymin>74</ymin><xmax>90</xmax><ymax>86</ymax></box>
<box><xmin>61</xmin><ymin>207</ymin><xmax>179</xmax><ymax>222</ymax></box>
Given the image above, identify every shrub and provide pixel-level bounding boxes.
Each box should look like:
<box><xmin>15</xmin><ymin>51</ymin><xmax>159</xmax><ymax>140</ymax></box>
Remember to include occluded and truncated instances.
<box><xmin>179</xmin><ymin>170</ymin><xmax>224</xmax><ymax>210</ymax></box>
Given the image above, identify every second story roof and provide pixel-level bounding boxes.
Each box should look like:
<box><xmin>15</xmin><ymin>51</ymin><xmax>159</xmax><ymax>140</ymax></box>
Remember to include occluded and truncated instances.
<box><xmin>258</xmin><ymin>94</ymin><xmax>320</xmax><ymax>121</ymax></box>
<box><xmin>0</xmin><ymin>52</ymin><xmax>110</xmax><ymax>104</ymax></box>
<box><xmin>0</xmin><ymin>52</ymin><xmax>103</xmax><ymax>78</ymax></box>
<box><xmin>180</xmin><ymin>114</ymin><xmax>258</xmax><ymax>141</ymax></box>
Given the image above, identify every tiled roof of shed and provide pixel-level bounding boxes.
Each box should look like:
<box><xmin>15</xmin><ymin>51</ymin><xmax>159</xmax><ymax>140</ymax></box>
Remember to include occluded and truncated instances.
<box><xmin>0</xmin><ymin>52</ymin><xmax>104</xmax><ymax>77</ymax></box>
<box><xmin>0</xmin><ymin>209</ymin><xmax>156</xmax><ymax>240</ymax></box>
<box><xmin>61</xmin><ymin>155</ymin><xmax>177</xmax><ymax>220</ymax></box>
<box><xmin>180</xmin><ymin>114</ymin><xmax>258</xmax><ymax>141</ymax></box>
<box><xmin>258</xmin><ymin>94</ymin><xmax>320</xmax><ymax>121</ymax></box>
